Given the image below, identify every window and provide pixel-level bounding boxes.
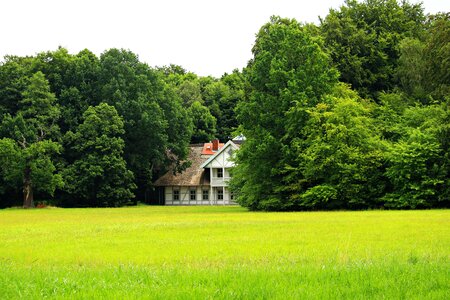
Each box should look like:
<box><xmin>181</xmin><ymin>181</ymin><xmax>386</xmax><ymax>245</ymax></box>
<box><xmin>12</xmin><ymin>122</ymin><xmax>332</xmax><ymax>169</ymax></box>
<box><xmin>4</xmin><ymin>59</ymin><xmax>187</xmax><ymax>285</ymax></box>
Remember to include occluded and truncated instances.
<box><xmin>202</xmin><ymin>190</ymin><xmax>209</xmax><ymax>200</ymax></box>
<box><xmin>230</xmin><ymin>192</ymin><xmax>234</xmax><ymax>201</ymax></box>
<box><xmin>217</xmin><ymin>189</ymin><xmax>223</xmax><ymax>200</ymax></box>
<box><xmin>173</xmin><ymin>189</ymin><xmax>179</xmax><ymax>201</ymax></box>
<box><xmin>190</xmin><ymin>189</ymin><xmax>196</xmax><ymax>201</ymax></box>
<box><xmin>217</xmin><ymin>168</ymin><xmax>223</xmax><ymax>178</ymax></box>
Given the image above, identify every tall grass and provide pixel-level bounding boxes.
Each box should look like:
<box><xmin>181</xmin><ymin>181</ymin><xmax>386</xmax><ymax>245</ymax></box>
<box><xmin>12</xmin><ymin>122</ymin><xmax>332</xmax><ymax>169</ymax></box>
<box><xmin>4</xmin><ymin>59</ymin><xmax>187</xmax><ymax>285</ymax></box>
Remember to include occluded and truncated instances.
<box><xmin>0</xmin><ymin>206</ymin><xmax>449</xmax><ymax>299</ymax></box>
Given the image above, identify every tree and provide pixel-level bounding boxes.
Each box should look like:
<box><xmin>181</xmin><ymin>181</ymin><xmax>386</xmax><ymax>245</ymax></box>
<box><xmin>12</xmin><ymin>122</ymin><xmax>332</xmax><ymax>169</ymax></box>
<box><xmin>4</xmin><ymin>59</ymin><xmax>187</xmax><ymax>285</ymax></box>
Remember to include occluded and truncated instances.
<box><xmin>177</xmin><ymin>79</ymin><xmax>203</xmax><ymax>107</ymax></box>
<box><xmin>231</xmin><ymin>17</ymin><xmax>339</xmax><ymax>210</ymax></box>
<box><xmin>0</xmin><ymin>138</ymin><xmax>21</xmax><ymax>207</ymax></box>
<box><xmin>98</xmin><ymin>49</ymin><xmax>170</xmax><ymax>197</ymax></box>
<box><xmin>287</xmin><ymin>85</ymin><xmax>386</xmax><ymax>209</ymax></box>
<box><xmin>155</xmin><ymin>85</ymin><xmax>193</xmax><ymax>175</ymax></box>
<box><xmin>188</xmin><ymin>101</ymin><xmax>217</xmax><ymax>143</ymax></box>
<box><xmin>202</xmin><ymin>71</ymin><xmax>244</xmax><ymax>141</ymax></box>
<box><xmin>396</xmin><ymin>13</ymin><xmax>450</xmax><ymax>103</ymax></box>
<box><xmin>0</xmin><ymin>56</ymin><xmax>35</xmax><ymax>117</ymax></box>
<box><xmin>63</xmin><ymin>103</ymin><xmax>135</xmax><ymax>207</ymax></box>
<box><xmin>219</xmin><ymin>70</ymin><xmax>245</xmax><ymax>140</ymax></box>
<box><xmin>58</xmin><ymin>49</ymin><xmax>101</xmax><ymax>132</ymax></box>
<box><xmin>320</xmin><ymin>0</ymin><xmax>426</xmax><ymax>99</ymax></box>
<box><xmin>422</xmin><ymin>13</ymin><xmax>450</xmax><ymax>100</ymax></box>
<box><xmin>0</xmin><ymin>71</ymin><xmax>62</xmax><ymax>208</ymax></box>
<box><xmin>383</xmin><ymin>104</ymin><xmax>449</xmax><ymax>208</ymax></box>
<box><xmin>396</xmin><ymin>38</ymin><xmax>427</xmax><ymax>100</ymax></box>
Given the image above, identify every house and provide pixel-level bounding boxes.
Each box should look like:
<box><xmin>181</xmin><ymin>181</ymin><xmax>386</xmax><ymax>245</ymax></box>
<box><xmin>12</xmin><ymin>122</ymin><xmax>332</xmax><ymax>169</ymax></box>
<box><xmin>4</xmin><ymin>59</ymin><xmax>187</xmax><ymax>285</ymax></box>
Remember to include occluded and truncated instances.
<box><xmin>153</xmin><ymin>139</ymin><xmax>239</xmax><ymax>205</ymax></box>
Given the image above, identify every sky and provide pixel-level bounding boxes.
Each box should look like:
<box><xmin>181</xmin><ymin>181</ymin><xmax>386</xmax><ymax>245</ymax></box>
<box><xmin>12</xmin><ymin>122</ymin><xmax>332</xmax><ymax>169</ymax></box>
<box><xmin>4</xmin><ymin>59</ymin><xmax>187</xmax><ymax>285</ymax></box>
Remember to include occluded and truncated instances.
<box><xmin>1</xmin><ymin>0</ymin><xmax>448</xmax><ymax>77</ymax></box>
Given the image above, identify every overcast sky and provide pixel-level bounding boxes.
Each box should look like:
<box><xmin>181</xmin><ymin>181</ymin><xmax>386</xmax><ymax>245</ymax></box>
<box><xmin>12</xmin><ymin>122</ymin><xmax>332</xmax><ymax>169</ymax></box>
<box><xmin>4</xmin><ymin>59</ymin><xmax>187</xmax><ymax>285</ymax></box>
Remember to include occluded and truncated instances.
<box><xmin>1</xmin><ymin>0</ymin><xmax>448</xmax><ymax>77</ymax></box>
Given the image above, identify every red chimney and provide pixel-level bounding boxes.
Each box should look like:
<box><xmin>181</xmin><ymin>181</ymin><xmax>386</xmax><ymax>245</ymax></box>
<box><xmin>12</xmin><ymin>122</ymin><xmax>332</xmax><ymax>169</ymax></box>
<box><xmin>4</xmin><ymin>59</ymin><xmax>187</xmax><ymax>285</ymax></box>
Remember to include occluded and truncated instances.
<box><xmin>212</xmin><ymin>139</ymin><xmax>219</xmax><ymax>151</ymax></box>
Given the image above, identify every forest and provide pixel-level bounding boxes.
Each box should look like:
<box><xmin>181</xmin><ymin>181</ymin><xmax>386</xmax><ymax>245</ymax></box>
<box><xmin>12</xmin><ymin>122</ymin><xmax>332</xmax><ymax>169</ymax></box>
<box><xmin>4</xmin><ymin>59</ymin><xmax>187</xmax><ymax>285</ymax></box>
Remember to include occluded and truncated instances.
<box><xmin>0</xmin><ymin>0</ymin><xmax>448</xmax><ymax>210</ymax></box>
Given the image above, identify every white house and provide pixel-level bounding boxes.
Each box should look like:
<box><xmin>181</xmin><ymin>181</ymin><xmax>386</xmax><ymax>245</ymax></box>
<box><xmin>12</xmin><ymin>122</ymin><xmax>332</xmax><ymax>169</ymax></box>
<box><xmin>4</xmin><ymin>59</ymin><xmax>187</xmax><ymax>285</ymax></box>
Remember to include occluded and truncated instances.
<box><xmin>153</xmin><ymin>139</ymin><xmax>239</xmax><ymax>205</ymax></box>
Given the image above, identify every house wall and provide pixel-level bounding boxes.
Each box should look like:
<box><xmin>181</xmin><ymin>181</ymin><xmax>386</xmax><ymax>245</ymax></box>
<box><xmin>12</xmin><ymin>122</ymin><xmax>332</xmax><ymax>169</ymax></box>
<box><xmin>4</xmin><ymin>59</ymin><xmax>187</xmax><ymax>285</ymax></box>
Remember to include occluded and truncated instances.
<box><xmin>210</xmin><ymin>187</ymin><xmax>236</xmax><ymax>205</ymax></box>
<box><xmin>211</xmin><ymin>168</ymin><xmax>231</xmax><ymax>178</ymax></box>
<box><xmin>164</xmin><ymin>186</ymin><xmax>236</xmax><ymax>205</ymax></box>
<box><xmin>205</xmin><ymin>144</ymin><xmax>235</xmax><ymax>168</ymax></box>
<box><xmin>165</xmin><ymin>186</ymin><xmax>210</xmax><ymax>205</ymax></box>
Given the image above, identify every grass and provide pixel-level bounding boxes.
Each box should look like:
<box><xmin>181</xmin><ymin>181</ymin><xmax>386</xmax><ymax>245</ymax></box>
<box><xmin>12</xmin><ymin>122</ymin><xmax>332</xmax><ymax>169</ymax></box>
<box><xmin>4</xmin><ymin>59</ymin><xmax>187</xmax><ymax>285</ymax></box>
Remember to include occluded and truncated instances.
<box><xmin>0</xmin><ymin>206</ymin><xmax>449</xmax><ymax>299</ymax></box>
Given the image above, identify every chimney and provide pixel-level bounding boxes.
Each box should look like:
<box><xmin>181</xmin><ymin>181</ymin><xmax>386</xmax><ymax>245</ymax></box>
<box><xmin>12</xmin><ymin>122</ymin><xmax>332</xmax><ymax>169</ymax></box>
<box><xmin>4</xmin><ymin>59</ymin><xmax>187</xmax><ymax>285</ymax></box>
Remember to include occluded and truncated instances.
<box><xmin>212</xmin><ymin>139</ymin><xmax>219</xmax><ymax>151</ymax></box>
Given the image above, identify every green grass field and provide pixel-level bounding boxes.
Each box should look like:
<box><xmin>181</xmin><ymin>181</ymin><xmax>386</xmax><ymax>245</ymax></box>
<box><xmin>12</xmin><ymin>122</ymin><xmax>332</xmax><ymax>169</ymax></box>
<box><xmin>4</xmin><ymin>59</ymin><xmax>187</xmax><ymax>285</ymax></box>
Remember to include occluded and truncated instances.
<box><xmin>0</xmin><ymin>206</ymin><xmax>449</xmax><ymax>299</ymax></box>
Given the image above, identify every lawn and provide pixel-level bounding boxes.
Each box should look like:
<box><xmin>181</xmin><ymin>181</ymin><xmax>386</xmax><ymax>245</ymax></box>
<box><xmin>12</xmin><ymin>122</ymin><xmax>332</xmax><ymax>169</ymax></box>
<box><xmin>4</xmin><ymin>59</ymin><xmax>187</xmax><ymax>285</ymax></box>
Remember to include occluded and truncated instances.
<box><xmin>0</xmin><ymin>206</ymin><xmax>449</xmax><ymax>299</ymax></box>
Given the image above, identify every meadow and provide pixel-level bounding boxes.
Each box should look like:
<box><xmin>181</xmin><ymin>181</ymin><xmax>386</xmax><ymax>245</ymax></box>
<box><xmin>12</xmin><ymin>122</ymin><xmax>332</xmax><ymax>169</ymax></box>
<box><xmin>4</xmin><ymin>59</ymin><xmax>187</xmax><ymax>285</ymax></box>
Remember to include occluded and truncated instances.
<box><xmin>0</xmin><ymin>206</ymin><xmax>449</xmax><ymax>299</ymax></box>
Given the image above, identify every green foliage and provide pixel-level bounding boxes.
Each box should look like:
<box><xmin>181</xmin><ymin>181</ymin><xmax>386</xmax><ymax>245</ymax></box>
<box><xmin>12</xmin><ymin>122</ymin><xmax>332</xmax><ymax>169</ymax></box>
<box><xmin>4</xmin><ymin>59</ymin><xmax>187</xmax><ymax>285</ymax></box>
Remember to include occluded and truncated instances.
<box><xmin>188</xmin><ymin>101</ymin><xmax>217</xmax><ymax>143</ymax></box>
<box><xmin>157</xmin><ymin>85</ymin><xmax>193</xmax><ymax>174</ymax></box>
<box><xmin>0</xmin><ymin>72</ymin><xmax>62</xmax><ymax>207</ymax></box>
<box><xmin>209</xmin><ymin>71</ymin><xmax>244</xmax><ymax>140</ymax></box>
<box><xmin>423</xmin><ymin>13</ymin><xmax>450</xmax><ymax>100</ymax></box>
<box><xmin>232</xmin><ymin>16</ymin><xmax>339</xmax><ymax>210</ymax></box>
<box><xmin>0</xmin><ymin>56</ymin><xmax>34</xmax><ymax>117</ymax></box>
<box><xmin>158</xmin><ymin>66</ymin><xmax>244</xmax><ymax>142</ymax></box>
<box><xmin>177</xmin><ymin>79</ymin><xmax>203</xmax><ymax>107</ymax></box>
<box><xmin>320</xmin><ymin>0</ymin><xmax>426</xmax><ymax>99</ymax></box>
<box><xmin>97</xmin><ymin>49</ymin><xmax>192</xmax><ymax>198</ymax></box>
<box><xmin>383</xmin><ymin>104</ymin><xmax>449</xmax><ymax>208</ymax></box>
<box><xmin>23</xmin><ymin>140</ymin><xmax>63</xmax><ymax>194</ymax></box>
<box><xmin>396</xmin><ymin>13</ymin><xmax>450</xmax><ymax>103</ymax></box>
<box><xmin>288</xmin><ymin>91</ymin><xmax>386</xmax><ymax>209</ymax></box>
<box><xmin>396</xmin><ymin>38</ymin><xmax>427</xmax><ymax>100</ymax></box>
<box><xmin>300</xmin><ymin>185</ymin><xmax>338</xmax><ymax>209</ymax></box>
<box><xmin>21</xmin><ymin>72</ymin><xmax>60</xmax><ymax>134</ymax></box>
<box><xmin>63</xmin><ymin>103</ymin><xmax>135</xmax><ymax>207</ymax></box>
<box><xmin>0</xmin><ymin>138</ymin><xmax>21</xmax><ymax>193</ymax></box>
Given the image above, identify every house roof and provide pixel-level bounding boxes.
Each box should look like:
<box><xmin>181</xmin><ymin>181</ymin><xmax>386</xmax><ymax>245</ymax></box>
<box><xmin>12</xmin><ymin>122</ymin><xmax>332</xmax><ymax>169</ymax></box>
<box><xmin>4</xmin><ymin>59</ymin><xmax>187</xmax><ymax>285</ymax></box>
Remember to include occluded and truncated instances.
<box><xmin>154</xmin><ymin>145</ymin><xmax>211</xmax><ymax>187</ymax></box>
<box><xmin>200</xmin><ymin>140</ymin><xmax>239</xmax><ymax>169</ymax></box>
<box><xmin>201</xmin><ymin>142</ymin><xmax>224</xmax><ymax>155</ymax></box>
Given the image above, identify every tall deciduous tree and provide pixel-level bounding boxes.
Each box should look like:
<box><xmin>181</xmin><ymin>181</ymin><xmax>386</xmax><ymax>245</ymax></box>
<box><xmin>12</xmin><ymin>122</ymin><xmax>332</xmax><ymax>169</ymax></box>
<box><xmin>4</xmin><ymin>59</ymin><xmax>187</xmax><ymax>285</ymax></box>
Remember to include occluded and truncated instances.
<box><xmin>0</xmin><ymin>71</ymin><xmax>62</xmax><ymax>208</ymax></box>
<box><xmin>288</xmin><ymin>85</ymin><xmax>386</xmax><ymax>209</ymax></box>
<box><xmin>383</xmin><ymin>104</ymin><xmax>449</xmax><ymax>208</ymax></box>
<box><xmin>63</xmin><ymin>103</ymin><xmax>135</xmax><ymax>207</ymax></box>
<box><xmin>231</xmin><ymin>17</ymin><xmax>339</xmax><ymax>210</ymax></box>
<box><xmin>98</xmin><ymin>49</ymin><xmax>190</xmax><ymax>198</ymax></box>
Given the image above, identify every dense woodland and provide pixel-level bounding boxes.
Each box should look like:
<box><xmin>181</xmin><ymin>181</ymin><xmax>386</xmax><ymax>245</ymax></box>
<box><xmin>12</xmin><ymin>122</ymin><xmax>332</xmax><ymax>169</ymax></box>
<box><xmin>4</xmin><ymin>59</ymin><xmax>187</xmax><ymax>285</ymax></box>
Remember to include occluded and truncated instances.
<box><xmin>0</xmin><ymin>0</ymin><xmax>449</xmax><ymax>210</ymax></box>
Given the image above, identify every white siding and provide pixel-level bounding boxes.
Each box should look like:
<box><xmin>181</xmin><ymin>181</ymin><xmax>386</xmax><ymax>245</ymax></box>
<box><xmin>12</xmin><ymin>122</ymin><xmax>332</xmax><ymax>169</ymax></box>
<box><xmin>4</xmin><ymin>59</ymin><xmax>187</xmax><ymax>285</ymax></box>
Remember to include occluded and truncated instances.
<box><xmin>164</xmin><ymin>186</ymin><xmax>235</xmax><ymax>205</ymax></box>
<box><xmin>209</xmin><ymin>187</ymin><xmax>235</xmax><ymax>205</ymax></box>
<box><xmin>203</xmin><ymin>143</ymin><xmax>236</xmax><ymax>169</ymax></box>
<box><xmin>165</xmin><ymin>186</ymin><xmax>211</xmax><ymax>205</ymax></box>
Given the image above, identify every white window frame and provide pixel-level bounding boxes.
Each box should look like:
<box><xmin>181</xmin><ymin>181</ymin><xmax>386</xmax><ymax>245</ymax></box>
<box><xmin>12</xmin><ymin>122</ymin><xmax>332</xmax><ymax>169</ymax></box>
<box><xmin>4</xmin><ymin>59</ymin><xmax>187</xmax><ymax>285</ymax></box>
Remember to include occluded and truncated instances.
<box><xmin>217</xmin><ymin>189</ymin><xmax>223</xmax><ymax>200</ymax></box>
<box><xmin>173</xmin><ymin>189</ymin><xmax>180</xmax><ymax>201</ymax></box>
<box><xmin>190</xmin><ymin>188</ymin><xmax>196</xmax><ymax>201</ymax></box>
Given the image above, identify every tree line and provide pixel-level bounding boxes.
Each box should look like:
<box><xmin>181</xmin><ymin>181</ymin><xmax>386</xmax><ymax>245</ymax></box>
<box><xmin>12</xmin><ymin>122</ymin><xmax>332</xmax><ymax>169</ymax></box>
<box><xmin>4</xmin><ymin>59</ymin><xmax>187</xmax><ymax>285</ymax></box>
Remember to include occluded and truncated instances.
<box><xmin>0</xmin><ymin>49</ymin><xmax>243</xmax><ymax>208</ymax></box>
<box><xmin>231</xmin><ymin>0</ymin><xmax>449</xmax><ymax>210</ymax></box>
<box><xmin>1</xmin><ymin>0</ymin><xmax>449</xmax><ymax>210</ymax></box>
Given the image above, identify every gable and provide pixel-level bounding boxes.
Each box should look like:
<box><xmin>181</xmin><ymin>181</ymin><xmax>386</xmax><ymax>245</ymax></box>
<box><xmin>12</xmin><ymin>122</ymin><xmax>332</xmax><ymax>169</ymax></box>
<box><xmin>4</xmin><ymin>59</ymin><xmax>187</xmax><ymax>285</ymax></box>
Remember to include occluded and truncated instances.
<box><xmin>200</xmin><ymin>140</ymin><xmax>238</xmax><ymax>169</ymax></box>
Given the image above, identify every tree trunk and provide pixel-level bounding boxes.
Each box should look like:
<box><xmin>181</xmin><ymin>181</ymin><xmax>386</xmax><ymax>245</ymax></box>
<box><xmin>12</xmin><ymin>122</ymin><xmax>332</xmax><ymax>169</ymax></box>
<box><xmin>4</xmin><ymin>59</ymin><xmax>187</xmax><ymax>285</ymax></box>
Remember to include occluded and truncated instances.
<box><xmin>23</xmin><ymin>166</ymin><xmax>34</xmax><ymax>208</ymax></box>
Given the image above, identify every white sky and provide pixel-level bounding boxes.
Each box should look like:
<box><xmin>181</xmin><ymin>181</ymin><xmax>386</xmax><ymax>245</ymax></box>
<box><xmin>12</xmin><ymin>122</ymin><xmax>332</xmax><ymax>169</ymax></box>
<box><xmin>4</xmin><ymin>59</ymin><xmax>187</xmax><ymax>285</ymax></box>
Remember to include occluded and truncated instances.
<box><xmin>1</xmin><ymin>0</ymin><xmax>448</xmax><ymax>77</ymax></box>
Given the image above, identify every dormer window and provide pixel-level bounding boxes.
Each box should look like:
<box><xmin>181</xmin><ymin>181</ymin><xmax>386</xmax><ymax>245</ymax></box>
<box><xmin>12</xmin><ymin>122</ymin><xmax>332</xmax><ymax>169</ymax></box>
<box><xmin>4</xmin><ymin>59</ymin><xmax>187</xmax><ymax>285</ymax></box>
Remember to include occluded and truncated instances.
<box><xmin>217</xmin><ymin>168</ymin><xmax>223</xmax><ymax>178</ymax></box>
